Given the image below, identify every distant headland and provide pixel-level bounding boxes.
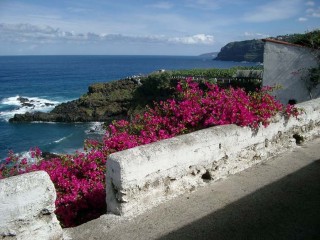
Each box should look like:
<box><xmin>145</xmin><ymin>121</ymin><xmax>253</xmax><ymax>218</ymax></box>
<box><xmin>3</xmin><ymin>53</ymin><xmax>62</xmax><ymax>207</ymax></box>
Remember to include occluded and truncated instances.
<box><xmin>206</xmin><ymin>32</ymin><xmax>317</xmax><ymax>62</ymax></box>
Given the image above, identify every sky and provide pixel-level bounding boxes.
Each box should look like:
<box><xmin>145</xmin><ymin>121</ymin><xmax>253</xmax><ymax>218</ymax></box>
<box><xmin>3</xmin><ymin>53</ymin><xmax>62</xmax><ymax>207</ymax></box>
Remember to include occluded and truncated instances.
<box><xmin>0</xmin><ymin>0</ymin><xmax>319</xmax><ymax>56</ymax></box>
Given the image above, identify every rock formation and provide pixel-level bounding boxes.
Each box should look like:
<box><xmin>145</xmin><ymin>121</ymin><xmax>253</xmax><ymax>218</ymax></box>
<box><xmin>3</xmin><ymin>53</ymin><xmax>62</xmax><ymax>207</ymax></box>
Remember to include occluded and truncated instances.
<box><xmin>215</xmin><ymin>39</ymin><xmax>264</xmax><ymax>62</ymax></box>
<box><xmin>10</xmin><ymin>79</ymin><xmax>139</xmax><ymax>123</ymax></box>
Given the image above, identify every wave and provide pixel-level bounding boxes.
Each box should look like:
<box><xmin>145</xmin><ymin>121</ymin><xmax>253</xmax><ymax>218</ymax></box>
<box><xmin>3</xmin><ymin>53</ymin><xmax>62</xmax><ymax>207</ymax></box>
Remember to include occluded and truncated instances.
<box><xmin>85</xmin><ymin>122</ymin><xmax>105</xmax><ymax>135</ymax></box>
<box><xmin>54</xmin><ymin>136</ymin><xmax>67</xmax><ymax>143</ymax></box>
<box><xmin>0</xmin><ymin>95</ymin><xmax>60</xmax><ymax>121</ymax></box>
<box><xmin>53</xmin><ymin>133</ymin><xmax>74</xmax><ymax>144</ymax></box>
<box><xmin>0</xmin><ymin>150</ymin><xmax>39</xmax><ymax>165</ymax></box>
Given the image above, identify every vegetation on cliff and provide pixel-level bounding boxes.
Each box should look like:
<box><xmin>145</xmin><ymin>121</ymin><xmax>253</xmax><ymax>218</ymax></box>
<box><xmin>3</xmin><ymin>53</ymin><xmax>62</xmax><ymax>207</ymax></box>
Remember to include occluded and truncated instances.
<box><xmin>215</xmin><ymin>40</ymin><xmax>264</xmax><ymax>62</ymax></box>
<box><xmin>9</xmin><ymin>79</ymin><xmax>138</xmax><ymax>123</ymax></box>
<box><xmin>214</xmin><ymin>30</ymin><xmax>320</xmax><ymax>63</ymax></box>
<box><xmin>277</xmin><ymin>29</ymin><xmax>320</xmax><ymax>49</ymax></box>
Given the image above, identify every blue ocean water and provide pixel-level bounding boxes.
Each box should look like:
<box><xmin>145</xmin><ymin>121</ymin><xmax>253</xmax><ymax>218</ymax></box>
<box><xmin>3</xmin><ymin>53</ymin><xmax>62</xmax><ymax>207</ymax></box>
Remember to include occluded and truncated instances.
<box><xmin>0</xmin><ymin>55</ymin><xmax>257</xmax><ymax>159</ymax></box>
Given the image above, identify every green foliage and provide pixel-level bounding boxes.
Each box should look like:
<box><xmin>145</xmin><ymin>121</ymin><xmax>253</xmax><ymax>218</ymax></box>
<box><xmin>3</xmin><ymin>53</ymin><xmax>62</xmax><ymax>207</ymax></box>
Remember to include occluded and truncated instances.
<box><xmin>309</xmin><ymin>67</ymin><xmax>320</xmax><ymax>86</ymax></box>
<box><xmin>215</xmin><ymin>40</ymin><xmax>264</xmax><ymax>62</ymax></box>
<box><xmin>303</xmin><ymin>67</ymin><xmax>320</xmax><ymax>96</ymax></box>
<box><xmin>130</xmin><ymin>72</ymin><xmax>178</xmax><ymax>114</ymax></box>
<box><xmin>289</xmin><ymin>30</ymin><xmax>320</xmax><ymax>49</ymax></box>
<box><xmin>129</xmin><ymin>67</ymin><xmax>264</xmax><ymax>115</ymax></box>
<box><xmin>171</xmin><ymin>68</ymin><xmax>236</xmax><ymax>78</ymax></box>
<box><xmin>171</xmin><ymin>66</ymin><xmax>262</xmax><ymax>78</ymax></box>
<box><xmin>107</xmin><ymin>89</ymin><xmax>134</xmax><ymax>101</ymax></box>
<box><xmin>218</xmin><ymin>79</ymin><xmax>261</xmax><ymax>93</ymax></box>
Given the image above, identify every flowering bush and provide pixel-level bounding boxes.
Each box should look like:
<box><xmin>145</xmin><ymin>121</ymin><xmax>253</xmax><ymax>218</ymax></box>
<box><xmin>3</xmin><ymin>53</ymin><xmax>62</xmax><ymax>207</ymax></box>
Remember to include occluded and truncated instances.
<box><xmin>0</xmin><ymin>148</ymin><xmax>106</xmax><ymax>227</ymax></box>
<box><xmin>100</xmin><ymin>79</ymin><xmax>298</xmax><ymax>153</ymax></box>
<box><xmin>0</xmin><ymin>78</ymin><xmax>299</xmax><ymax>227</ymax></box>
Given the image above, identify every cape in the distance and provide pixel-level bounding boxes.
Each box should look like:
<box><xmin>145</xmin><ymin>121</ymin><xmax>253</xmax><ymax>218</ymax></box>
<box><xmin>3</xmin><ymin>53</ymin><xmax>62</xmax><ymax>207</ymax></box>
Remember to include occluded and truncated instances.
<box><xmin>205</xmin><ymin>30</ymin><xmax>320</xmax><ymax>62</ymax></box>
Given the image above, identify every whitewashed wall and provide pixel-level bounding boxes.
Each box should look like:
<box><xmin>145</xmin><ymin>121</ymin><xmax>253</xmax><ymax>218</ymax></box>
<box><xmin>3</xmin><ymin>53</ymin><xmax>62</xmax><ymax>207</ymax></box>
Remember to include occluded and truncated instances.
<box><xmin>106</xmin><ymin>98</ymin><xmax>320</xmax><ymax>217</ymax></box>
<box><xmin>0</xmin><ymin>171</ymin><xmax>63</xmax><ymax>240</ymax></box>
<box><xmin>1</xmin><ymin>99</ymin><xmax>320</xmax><ymax>236</ymax></box>
<box><xmin>263</xmin><ymin>40</ymin><xmax>320</xmax><ymax>104</ymax></box>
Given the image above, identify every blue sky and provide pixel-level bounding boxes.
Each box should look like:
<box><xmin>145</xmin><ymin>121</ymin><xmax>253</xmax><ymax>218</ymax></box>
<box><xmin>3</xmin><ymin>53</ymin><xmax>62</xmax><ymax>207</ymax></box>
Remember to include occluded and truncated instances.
<box><xmin>0</xmin><ymin>0</ymin><xmax>319</xmax><ymax>55</ymax></box>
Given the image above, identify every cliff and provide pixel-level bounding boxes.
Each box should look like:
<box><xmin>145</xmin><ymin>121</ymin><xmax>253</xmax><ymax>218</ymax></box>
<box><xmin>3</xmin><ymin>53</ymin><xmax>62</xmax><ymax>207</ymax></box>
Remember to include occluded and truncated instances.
<box><xmin>215</xmin><ymin>39</ymin><xmax>264</xmax><ymax>62</ymax></box>
<box><xmin>9</xmin><ymin>73</ymin><xmax>177</xmax><ymax>123</ymax></box>
<box><xmin>9</xmin><ymin>79</ymin><xmax>140</xmax><ymax>123</ymax></box>
<box><xmin>214</xmin><ymin>31</ymin><xmax>320</xmax><ymax>63</ymax></box>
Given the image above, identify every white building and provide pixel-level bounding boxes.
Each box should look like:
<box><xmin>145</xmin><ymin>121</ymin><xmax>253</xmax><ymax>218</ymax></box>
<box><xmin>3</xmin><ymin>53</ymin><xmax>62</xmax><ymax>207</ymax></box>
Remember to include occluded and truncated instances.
<box><xmin>262</xmin><ymin>38</ymin><xmax>320</xmax><ymax>104</ymax></box>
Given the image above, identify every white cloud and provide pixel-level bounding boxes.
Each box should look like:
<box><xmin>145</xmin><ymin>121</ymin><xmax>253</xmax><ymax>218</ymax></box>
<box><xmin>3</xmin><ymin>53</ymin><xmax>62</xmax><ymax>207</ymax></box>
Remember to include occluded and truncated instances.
<box><xmin>306</xmin><ymin>8</ymin><xmax>313</xmax><ymax>13</ymax></box>
<box><xmin>306</xmin><ymin>7</ymin><xmax>320</xmax><ymax>17</ymax></box>
<box><xmin>243</xmin><ymin>0</ymin><xmax>301</xmax><ymax>22</ymax></box>
<box><xmin>244</xmin><ymin>32</ymin><xmax>270</xmax><ymax>38</ymax></box>
<box><xmin>0</xmin><ymin>1</ymin><xmax>232</xmax><ymax>45</ymax></box>
<box><xmin>298</xmin><ymin>17</ymin><xmax>308</xmax><ymax>21</ymax></box>
<box><xmin>0</xmin><ymin>23</ymin><xmax>214</xmax><ymax>46</ymax></box>
<box><xmin>0</xmin><ymin>23</ymin><xmax>61</xmax><ymax>43</ymax></box>
<box><xmin>306</xmin><ymin>1</ymin><xmax>315</xmax><ymax>6</ymax></box>
<box><xmin>168</xmin><ymin>34</ymin><xmax>214</xmax><ymax>44</ymax></box>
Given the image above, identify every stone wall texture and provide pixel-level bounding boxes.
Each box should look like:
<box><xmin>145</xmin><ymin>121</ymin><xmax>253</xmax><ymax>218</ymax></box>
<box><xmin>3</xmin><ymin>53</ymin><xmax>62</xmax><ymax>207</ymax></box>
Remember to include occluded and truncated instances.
<box><xmin>106</xmin><ymin>98</ymin><xmax>320</xmax><ymax>216</ymax></box>
<box><xmin>0</xmin><ymin>171</ymin><xmax>63</xmax><ymax>240</ymax></box>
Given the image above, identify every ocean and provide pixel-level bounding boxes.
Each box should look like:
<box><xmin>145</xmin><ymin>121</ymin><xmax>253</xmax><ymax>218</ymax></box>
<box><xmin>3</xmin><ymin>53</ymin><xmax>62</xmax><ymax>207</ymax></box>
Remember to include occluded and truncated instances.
<box><xmin>0</xmin><ymin>55</ymin><xmax>257</xmax><ymax>160</ymax></box>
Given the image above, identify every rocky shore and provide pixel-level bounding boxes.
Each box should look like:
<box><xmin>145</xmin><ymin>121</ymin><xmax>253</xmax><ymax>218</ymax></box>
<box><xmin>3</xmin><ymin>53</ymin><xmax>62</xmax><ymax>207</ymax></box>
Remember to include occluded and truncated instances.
<box><xmin>9</xmin><ymin>78</ymin><xmax>140</xmax><ymax>123</ymax></box>
<box><xmin>17</xmin><ymin>97</ymin><xmax>55</xmax><ymax>108</ymax></box>
<box><xmin>9</xmin><ymin>73</ymin><xmax>176</xmax><ymax>123</ymax></box>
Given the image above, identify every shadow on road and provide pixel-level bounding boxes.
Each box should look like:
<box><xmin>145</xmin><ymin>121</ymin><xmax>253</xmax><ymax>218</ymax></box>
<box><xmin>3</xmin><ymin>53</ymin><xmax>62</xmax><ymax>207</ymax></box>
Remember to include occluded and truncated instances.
<box><xmin>159</xmin><ymin>160</ymin><xmax>320</xmax><ymax>240</ymax></box>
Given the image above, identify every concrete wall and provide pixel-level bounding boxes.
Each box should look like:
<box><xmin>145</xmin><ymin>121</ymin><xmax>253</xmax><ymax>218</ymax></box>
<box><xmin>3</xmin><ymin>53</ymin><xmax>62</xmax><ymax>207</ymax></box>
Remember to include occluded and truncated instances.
<box><xmin>106</xmin><ymin>98</ymin><xmax>320</xmax><ymax>217</ymax></box>
<box><xmin>1</xmin><ymin>100</ymin><xmax>320</xmax><ymax>237</ymax></box>
<box><xmin>263</xmin><ymin>40</ymin><xmax>320</xmax><ymax>104</ymax></box>
<box><xmin>0</xmin><ymin>171</ymin><xmax>63</xmax><ymax>240</ymax></box>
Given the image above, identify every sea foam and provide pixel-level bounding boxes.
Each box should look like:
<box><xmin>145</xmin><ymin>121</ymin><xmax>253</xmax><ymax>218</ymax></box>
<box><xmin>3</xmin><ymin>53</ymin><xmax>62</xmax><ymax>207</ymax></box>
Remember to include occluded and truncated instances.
<box><xmin>85</xmin><ymin>122</ymin><xmax>105</xmax><ymax>135</ymax></box>
<box><xmin>0</xmin><ymin>95</ymin><xmax>59</xmax><ymax>121</ymax></box>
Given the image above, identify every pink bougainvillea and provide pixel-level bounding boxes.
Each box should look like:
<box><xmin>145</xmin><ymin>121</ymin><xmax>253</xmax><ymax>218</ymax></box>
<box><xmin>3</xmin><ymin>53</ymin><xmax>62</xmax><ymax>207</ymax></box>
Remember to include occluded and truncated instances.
<box><xmin>0</xmin><ymin>78</ymin><xmax>299</xmax><ymax>227</ymax></box>
<box><xmin>0</xmin><ymin>148</ymin><xmax>107</xmax><ymax>227</ymax></box>
<box><xmin>101</xmin><ymin>79</ymin><xmax>298</xmax><ymax>154</ymax></box>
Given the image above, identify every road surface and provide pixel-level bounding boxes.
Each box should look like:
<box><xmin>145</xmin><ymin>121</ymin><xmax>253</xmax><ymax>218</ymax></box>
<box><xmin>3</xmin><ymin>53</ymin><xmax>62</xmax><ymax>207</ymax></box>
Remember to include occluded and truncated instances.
<box><xmin>65</xmin><ymin>137</ymin><xmax>320</xmax><ymax>240</ymax></box>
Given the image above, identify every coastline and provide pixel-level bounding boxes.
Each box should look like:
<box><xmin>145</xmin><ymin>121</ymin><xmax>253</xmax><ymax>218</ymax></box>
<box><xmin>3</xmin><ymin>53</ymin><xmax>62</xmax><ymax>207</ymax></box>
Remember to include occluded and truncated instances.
<box><xmin>0</xmin><ymin>56</ymin><xmax>259</xmax><ymax>159</ymax></box>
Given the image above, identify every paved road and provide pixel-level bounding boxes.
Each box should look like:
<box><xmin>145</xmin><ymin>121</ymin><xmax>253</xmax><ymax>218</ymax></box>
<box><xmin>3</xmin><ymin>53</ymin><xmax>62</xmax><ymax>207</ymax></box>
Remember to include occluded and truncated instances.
<box><xmin>65</xmin><ymin>137</ymin><xmax>320</xmax><ymax>240</ymax></box>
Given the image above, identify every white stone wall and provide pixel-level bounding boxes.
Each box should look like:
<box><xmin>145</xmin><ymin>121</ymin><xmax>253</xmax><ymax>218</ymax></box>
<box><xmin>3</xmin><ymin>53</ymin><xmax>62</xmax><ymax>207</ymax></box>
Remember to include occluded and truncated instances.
<box><xmin>0</xmin><ymin>171</ymin><xmax>63</xmax><ymax>240</ymax></box>
<box><xmin>106</xmin><ymin>98</ymin><xmax>320</xmax><ymax>216</ymax></box>
<box><xmin>263</xmin><ymin>41</ymin><xmax>320</xmax><ymax>104</ymax></box>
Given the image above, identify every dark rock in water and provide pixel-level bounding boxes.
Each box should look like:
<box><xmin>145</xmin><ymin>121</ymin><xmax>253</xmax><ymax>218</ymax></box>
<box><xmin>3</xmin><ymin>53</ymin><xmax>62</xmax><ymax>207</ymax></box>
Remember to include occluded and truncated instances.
<box><xmin>45</xmin><ymin>103</ymin><xmax>55</xmax><ymax>106</ymax></box>
<box><xmin>41</xmin><ymin>152</ymin><xmax>60</xmax><ymax>160</ymax></box>
<box><xmin>17</xmin><ymin>97</ymin><xmax>36</xmax><ymax>108</ymax></box>
<box><xmin>18</xmin><ymin>97</ymin><xmax>29</xmax><ymax>103</ymax></box>
<box><xmin>21</xmin><ymin>102</ymin><xmax>34</xmax><ymax>107</ymax></box>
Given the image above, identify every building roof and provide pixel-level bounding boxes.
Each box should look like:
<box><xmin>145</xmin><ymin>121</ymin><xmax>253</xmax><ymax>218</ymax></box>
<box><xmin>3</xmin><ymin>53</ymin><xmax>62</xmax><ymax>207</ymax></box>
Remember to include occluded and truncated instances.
<box><xmin>262</xmin><ymin>38</ymin><xmax>307</xmax><ymax>48</ymax></box>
